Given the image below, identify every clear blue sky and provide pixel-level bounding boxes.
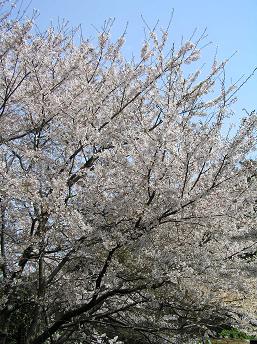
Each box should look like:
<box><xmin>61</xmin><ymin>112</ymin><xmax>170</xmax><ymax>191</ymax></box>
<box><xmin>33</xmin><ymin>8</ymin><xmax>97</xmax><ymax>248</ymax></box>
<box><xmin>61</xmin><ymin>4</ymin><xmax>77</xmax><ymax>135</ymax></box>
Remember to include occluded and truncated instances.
<box><xmin>28</xmin><ymin>0</ymin><xmax>256</xmax><ymax>116</ymax></box>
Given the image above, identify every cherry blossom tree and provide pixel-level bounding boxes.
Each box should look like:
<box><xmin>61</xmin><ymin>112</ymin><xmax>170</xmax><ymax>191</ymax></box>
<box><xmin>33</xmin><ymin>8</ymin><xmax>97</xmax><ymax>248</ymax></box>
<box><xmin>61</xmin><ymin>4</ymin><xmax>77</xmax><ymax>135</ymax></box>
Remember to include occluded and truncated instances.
<box><xmin>0</xmin><ymin>1</ymin><xmax>257</xmax><ymax>343</ymax></box>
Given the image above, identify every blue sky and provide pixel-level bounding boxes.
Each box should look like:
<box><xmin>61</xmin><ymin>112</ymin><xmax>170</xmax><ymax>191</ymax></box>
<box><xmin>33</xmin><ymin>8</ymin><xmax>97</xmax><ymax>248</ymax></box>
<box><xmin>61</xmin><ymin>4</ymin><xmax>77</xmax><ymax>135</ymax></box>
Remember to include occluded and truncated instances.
<box><xmin>29</xmin><ymin>0</ymin><xmax>256</xmax><ymax>116</ymax></box>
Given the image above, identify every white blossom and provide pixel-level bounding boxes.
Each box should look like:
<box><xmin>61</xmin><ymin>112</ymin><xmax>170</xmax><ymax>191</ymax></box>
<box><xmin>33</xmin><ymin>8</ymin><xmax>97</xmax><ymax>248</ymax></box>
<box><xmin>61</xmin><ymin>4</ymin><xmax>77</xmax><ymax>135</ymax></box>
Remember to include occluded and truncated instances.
<box><xmin>0</xmin><ymin>2</ymin><xmax>256</xmax><ymax>343</ymax></box>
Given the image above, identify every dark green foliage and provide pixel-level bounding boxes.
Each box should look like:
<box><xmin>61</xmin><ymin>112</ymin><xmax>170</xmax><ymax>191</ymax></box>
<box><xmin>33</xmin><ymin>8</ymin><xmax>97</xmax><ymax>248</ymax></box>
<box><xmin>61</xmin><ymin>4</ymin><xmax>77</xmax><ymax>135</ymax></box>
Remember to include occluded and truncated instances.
<box><xmin>219</xmin><ymin>327</ymin><xmax>256</xmax><ymax>340</ymax></box>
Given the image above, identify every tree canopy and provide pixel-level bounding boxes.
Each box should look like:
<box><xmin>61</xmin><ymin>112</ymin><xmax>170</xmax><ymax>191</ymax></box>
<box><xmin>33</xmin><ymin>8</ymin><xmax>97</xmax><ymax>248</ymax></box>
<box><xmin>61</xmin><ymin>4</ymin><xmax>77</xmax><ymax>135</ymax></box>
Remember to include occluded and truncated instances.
<box><xmin>0</xmin><ymin>1</ymin><xmax>257</xmax><ymax>343</ymax></box>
